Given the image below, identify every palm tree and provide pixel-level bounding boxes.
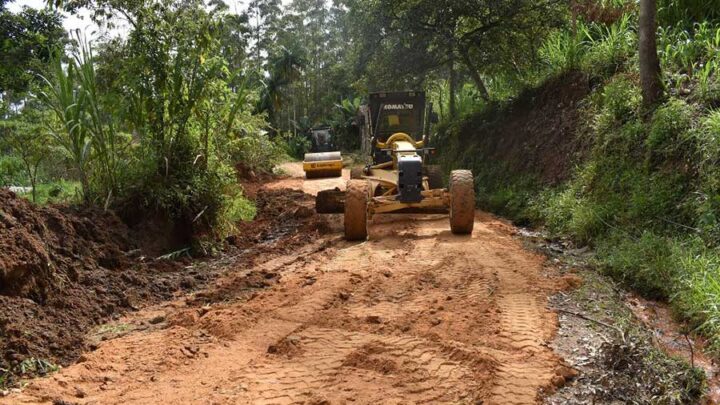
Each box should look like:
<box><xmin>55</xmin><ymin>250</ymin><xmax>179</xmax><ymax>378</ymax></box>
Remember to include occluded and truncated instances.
<box><xmin>257</xmin><ymin>46</ymin><xmax>305</xmax><ymax>127</ymax></box>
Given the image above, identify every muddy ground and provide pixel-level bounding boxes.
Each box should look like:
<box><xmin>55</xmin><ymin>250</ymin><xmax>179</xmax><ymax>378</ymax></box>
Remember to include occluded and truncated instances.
<box><xmin>1</xmin><ymin>163</ymin><xmax>709</xmax><ymax>404</ymax></box>
<box><xmin>0</xmin><ymin>181</ymin><xmax>328</xmax><ymax>389</ymax></box>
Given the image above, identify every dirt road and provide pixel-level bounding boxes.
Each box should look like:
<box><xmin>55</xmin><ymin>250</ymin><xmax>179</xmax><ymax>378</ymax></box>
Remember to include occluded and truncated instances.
<box><xmin>7</xmin><ymin>163</ymin><xmax>575</xmax><ymax>404</ymax></box>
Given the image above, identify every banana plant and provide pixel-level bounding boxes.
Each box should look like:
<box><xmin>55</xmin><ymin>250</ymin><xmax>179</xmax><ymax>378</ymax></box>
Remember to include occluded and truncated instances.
<box><xmin>330</xmin><ymin>96</ymin><xmax>362</xmax><ymax>150</ymax></box>
<box><xmin>38</xmin><ymin>53</ymin><xmax>92</xmax><ymax>202</ymax></box>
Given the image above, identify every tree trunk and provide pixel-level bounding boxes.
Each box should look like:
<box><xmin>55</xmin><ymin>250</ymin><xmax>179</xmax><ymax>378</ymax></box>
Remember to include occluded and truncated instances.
<box><xmin>31</xmin><ymin>161</ymin><xmax>41</xmax><ymax>204</ymax></box>
<box><xmin>448</xmin><ymin>51</ymin><xmax>457</xmax><ymax>118</ymax></box>
<box><xmin>639</xmin><ymin>0</ymin><xmax>663</xmax><ymax>108</ymax></box>
<box><xmin>458</xmin><ymin>45</ymin><xmax>490</xmax><ymax>101</ymax></box>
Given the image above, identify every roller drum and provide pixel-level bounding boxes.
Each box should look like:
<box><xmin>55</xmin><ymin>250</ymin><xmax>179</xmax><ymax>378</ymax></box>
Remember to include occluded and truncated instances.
<box><xmin>304</xmin><ymin>151</ymin><xmax>342</xmax><ymax>162</ymax></box>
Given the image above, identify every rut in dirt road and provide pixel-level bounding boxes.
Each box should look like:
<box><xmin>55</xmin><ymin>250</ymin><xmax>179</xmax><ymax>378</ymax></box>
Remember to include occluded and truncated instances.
<box><xmin>6</xmin><ymin>171</ymin><xmax>574</xmax><ymax>405</ymax></box>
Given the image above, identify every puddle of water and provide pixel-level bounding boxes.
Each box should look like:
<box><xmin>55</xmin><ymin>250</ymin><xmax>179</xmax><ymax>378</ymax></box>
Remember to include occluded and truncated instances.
<box><xmin>625</xmin><ymin>294</ymin><xmax>720</xmax><ymax>404</ymax></box>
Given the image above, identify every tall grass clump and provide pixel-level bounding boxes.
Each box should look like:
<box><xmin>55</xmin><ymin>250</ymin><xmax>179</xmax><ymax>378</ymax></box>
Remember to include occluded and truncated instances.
<box><xmin>659</xmin><ymin>22</ymin><xmax>720</xmax><ymax>101</ymax></box>
<box><xmin>539</xmin><ymin>29</ymin><xmax>586</xmax><ymax>73</ymax></box>
<box><xmin>580</xmin><ymin>14</ymin><xmax>637</xmax><ymax>77</ymax></box>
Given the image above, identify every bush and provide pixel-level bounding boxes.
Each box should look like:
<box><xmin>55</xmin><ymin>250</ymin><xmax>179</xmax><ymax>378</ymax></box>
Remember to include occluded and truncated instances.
<box><xmin>599</xmin><ymin>75</ymin><xmax>641</xmax><ymax>122</ymax></box>
<box><xmin>32</xmin><ymin>180</ymin><xmax>81</xmax><ymax>205</ymax></box>
<box><xmin>215</xmin><ymin>184</ymin><xmax>256</xmax><ymax>239</ymax></box>
<box><xmin>697</xmin><ymin>110</ymin><xmax>720</xmax><ymax>165</ymax></box>
<box><xmin>581</xmin><ymin>14</ymin><xmax>636</xmax><ymax>78</ymax></box>
<box><xmin>280</xmin><ymin>132</ymin><xmax>311</xmax><ymax>160</ymax></box>
<box><xmin>232</xmin><ymin>131</ymin><xmax>287</xmax><ymax>173</ymax></box>
<box><xmin>646</xmin><ymin>98</ymin><xmax>695</xmax><ymax>153</ymax></box>
<box><xmin>0</xmin><ymin>155</ymin><xmax>26</xmax><ymax>186</ymax></box>
<box><xmin>673</xmin><ymin>245</ymin><xmax>720</xmax><ymax>351</ymax></box>
<box><xmin>540</xmin><ymin>29</ymin><xmax>586</xmax><ymax>73</ymax></box>
<box><xmin>597</xmin><ymin>231</ymin><xmax>679</xmax><ymax>299</ymax></box>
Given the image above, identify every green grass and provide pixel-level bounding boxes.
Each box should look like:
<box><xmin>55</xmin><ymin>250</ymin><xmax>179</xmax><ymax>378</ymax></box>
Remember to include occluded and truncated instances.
<box><xmin>14</xmin><ymin>180</ymin><xmax>81</xmax><ymax>205</ymax></box>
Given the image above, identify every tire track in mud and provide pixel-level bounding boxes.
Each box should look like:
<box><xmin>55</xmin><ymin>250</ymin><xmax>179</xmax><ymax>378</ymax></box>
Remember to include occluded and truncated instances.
<box><xmin>5</xmin><ymin>171</ymin><xmax>572</xmax><ymax>405</ymax></box>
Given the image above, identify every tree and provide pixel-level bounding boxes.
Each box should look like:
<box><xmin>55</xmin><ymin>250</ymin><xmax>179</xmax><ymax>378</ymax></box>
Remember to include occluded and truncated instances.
<box><xmin>347</xmin><ymin>0</ymin><xmax>564</xmax><ymax>114</ymax></box>
<box><xmin>639</xmin><ymin>0</ymin><xmax>663</xmax><ymax>108</ymax></box>
<box><xmin>38</xmin><ymin>54</ymin><xmax>93</xmax><ymax>202</ymax></box>
<box><xmin>246</xmin><ymin>0</ymin><xmax>283</xmax><ymax>70</ymax></box>
<box><xmin>0</xmin><ymin>2</ymin><xmax>65</xmax><ymax>102</ymax></box>
<box><xmin>0</xmin><ymin>107</ymin><xmax>52</xmax><ymax>202</ymax></box>
<box><xmin>257</xmin><ymin>46</ymin><xmax>305</xmax><ymax>128</ymax></box>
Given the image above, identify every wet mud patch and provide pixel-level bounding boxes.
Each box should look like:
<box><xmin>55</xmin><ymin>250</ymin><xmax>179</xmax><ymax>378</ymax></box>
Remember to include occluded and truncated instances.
<box><xmin>516</xmin><ymin>229</ymin><xmax>707</xmax><ymax>404</ymax></box>
<box><xmin>547</xmin><ymin>269</ymin><xmax>705</xmax><ymax>404</ymax></box>
<box><xmin>228</xmin><ymin>188</ymin><xmax>334</xmax><ymax>249</ymax></box>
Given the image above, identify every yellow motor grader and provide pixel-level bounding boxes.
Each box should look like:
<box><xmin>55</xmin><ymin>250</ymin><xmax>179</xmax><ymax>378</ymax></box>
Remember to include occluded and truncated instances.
<box><xmin>316</xmin><ymin>91</ymin><xmax>475</xmax><ymax>240</ymax></box>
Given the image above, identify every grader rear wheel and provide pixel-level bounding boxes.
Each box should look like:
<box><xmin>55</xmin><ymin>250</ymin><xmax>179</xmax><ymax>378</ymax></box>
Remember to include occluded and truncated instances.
<box><xmin>344</xmin><ymin>179</ymin><xmax>370</xmax><ymax>240</ymax></box>
<box><xmin>449</xmin><ymin>170</ymin><xmax>475</xmax><ymax>234</ymax></box>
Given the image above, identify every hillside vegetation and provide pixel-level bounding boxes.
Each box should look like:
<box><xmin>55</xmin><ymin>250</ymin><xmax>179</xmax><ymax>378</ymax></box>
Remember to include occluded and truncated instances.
<box><xmin>438</xmin><ymin>2</ymin><xmax>720</xmax><ymax>352</ymax></box>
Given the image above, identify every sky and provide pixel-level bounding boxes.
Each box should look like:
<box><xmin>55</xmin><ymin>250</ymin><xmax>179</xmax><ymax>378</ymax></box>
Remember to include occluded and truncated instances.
<box><xmin>8</xmin><ymin>0</ymin><xmax>128</xmax><ymax>39</ymax></box>
<box><xmin>6</xmin><ymin>0</ymin><xmax>290</xmax><ymax>40</ymax></box>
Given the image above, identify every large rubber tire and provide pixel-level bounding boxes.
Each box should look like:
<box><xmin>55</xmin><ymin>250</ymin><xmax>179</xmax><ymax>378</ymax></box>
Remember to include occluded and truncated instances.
<box><xmin>424</xmin><ymin>165</ymin><xmax>444</xmax><ymax>189</ymax></box>
<box><xmin>344</xmin><ymin>180</ymin><xmax>370</xmax><ymax>240</ymax></box>
<box><xmin>350</xmin><ymin>167</ymin><xmax>364</xmax><ymax>180</ymax></box>
<box><xmin>449</xmin><ymin>170</ymin><xmax>475</xmax><ymax>234</ymax></box>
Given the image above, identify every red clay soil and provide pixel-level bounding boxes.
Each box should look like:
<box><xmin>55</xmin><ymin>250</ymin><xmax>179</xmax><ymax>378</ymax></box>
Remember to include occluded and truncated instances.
<box><xmin>0</xmin><ymin>186</ymin><xmax>328</xmax><ymax>387</ymax></box>
<box><xmin>0</xmin><ymin>189</ymin><xmax>195</xmax><ymax>385</ymax></box>
<box><xmin>2</xmin><ymin>168</ymin><xmax>580</xmax><ymax>404</ymax></box>
<box><xmin>450</xmin><ymin>71</ymin><xmax>592</xmax><ymax>185</ymax></box>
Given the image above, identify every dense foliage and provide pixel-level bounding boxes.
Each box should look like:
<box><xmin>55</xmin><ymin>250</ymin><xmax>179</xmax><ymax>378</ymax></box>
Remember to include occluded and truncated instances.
<box><xmin>436</xmin><ymin>0</ymin><xmax>720</xmax><ymax>363</ymax></box>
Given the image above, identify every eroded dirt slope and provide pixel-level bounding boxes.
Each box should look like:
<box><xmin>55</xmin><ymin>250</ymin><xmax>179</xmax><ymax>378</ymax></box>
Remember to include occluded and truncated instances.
<box><xmin>6</xmin><ymin>164</ymin><xmax>575</xmax><ymax>404</ymax></box>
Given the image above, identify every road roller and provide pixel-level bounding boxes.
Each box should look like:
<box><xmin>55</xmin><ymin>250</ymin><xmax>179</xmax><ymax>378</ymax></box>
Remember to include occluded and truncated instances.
<box><xmin>303</xmin><ymin>127</ymin><xmax>343</xmax><ymax>178</ymax></box>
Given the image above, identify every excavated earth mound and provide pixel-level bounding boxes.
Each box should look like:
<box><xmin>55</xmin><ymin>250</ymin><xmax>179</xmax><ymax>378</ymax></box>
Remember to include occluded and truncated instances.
<box><xmin>448</xmin><ymin>70</ymin><xmax>592</xmax><ymax>185</ymax></box>
<box><xmin>0</xmin><ymin>189</ymin><xmax>195</xmax><ymax>384</ymax></box>
<box><xmin>0</xmin><ymin>187</ymin><xmax>328</xmax><ymax>387</ymax></box>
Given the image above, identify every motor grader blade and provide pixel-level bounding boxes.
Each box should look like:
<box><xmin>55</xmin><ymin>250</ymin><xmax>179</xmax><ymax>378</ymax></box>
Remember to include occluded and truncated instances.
<box><xmin>316</xmin><ymin>187</ymin><xmax>345</xmax><ymax>213</ymax></box>
<box><xmin>303</xmin><ymin>151</ymin><xmax>343</xmax><ymax>178</ymax></box>
<box><xmin>315</xmin><ymin>184</ymin><xmax>450</xmax><ymax>215</ymax></box>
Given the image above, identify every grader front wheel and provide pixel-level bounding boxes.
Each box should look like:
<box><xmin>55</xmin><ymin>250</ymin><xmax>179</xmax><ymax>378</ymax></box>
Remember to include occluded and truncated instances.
<box><xmin>449</xmin><ymin>170</ymin><xmax>475</xmax><ymax>234</ymax></box>
<box><xmin>344</xmin><ymin>180</ymin><xmax>370</xmax><ymax>240</ymax></box>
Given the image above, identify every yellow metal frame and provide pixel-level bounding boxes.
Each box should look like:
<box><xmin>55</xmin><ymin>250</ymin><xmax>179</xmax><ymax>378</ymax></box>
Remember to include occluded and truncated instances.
<box><xmin>369</xmin><ymin>189</ymin><xmax>448</xmax><ymax>216</ymax></box>
<box><xmin>375</xmin><ymin>132</ymin><xmax>424</xmax><ymax>150</ymax></box>
<box><xmin>356</xmin><ymin>132</ymin><xmax>447</xmax><ymax>218</ymax></box>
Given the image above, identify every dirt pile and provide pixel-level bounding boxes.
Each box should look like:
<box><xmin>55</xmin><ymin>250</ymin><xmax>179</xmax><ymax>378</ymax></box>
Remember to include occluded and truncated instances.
<box><xmin>0</xmin><ymin>189</ymin><xmax>131</xmax><ymax>301</ymax></box>
<box><xmin>0</xmin><ymin>185</ymin><xmax>331</xmax><ymax>388</ymax></box>
<box><xmin>229</xmin><ymin>187</ymin><xmax>332</xmax><ymax>249</ymax></box>
<box><xmin>445</xmin><ymin>71</ymin><xmax>592</xmax><ymax>185</ymax></box>
<box><xmin>0</xmin><ymin>189</ymin><xmax>202</xmax><ymax>386</ymax></box>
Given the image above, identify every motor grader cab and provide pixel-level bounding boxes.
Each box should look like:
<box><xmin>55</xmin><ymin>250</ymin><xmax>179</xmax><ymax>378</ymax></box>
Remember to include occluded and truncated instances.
<box><xmin>366</xmin><ymin>92</ymin><xmax>426</xmax><ymax>164</ymax></box>
<box><xmin>317</xmin><ymin>91</ymin><xmax>476</xmax><ymax>240</ymax></box>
